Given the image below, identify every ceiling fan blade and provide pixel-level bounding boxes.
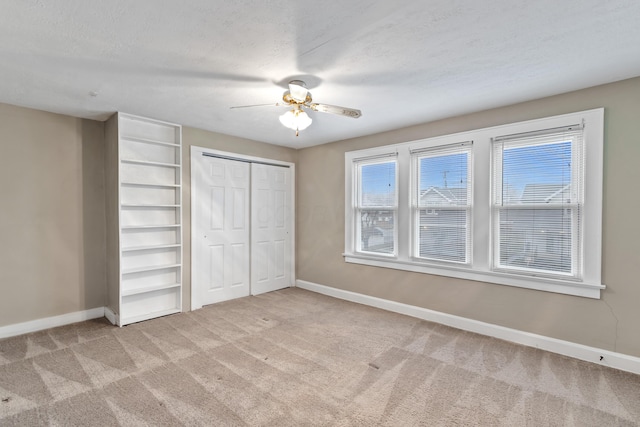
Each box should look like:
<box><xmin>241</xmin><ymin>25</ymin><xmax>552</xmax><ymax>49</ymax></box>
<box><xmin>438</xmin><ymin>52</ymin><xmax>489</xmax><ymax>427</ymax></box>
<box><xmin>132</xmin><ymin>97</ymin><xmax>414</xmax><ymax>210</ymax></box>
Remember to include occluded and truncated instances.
<box><xmin>308</xmin><ymin>103</ymin><xmax>362</xmax><ymax>118</ymax></box>
<box><xmin>288</xmin><ymin>80</ymin><xmax>309</xmax><ymax>102</ymax></box>
<box><xmin>230</xmin><ymin>103</ymin><xmax>285</xmax><ymax>109</ymax></box>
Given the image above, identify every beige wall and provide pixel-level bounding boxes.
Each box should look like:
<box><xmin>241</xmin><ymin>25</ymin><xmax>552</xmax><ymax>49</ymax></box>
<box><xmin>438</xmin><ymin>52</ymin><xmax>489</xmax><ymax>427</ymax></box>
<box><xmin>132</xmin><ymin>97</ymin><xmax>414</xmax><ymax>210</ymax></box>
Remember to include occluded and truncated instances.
<box><xmin>297</xmin><ymin>76</ymin><xmax>640</xmax><ymax>358</ymax></box>
<box><xmin>180</xmin><ymin>127</ymin><xmax>297</xmax><ymax>311</ymax></box>
<box><xmin>0</xmin><ymin>106</ymin><xmax>296</xmax><ymax>325</ymax></box>
<box><xmin>0</xmin><ymin>103</ymin><xmax>106</xmax><ymax>327</ymax></box>
<box><xmin>2</xmin><ymin>76</ymin><xmax>637</xmax><ymax>360</ymax></box>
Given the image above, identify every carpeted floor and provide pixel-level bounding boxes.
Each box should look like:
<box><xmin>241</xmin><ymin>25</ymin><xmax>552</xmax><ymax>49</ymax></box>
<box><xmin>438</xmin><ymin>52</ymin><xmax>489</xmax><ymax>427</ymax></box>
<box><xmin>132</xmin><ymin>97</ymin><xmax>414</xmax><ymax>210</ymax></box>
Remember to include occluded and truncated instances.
<box><xmin>0</xmin><ymin>288</ymin><xmax>639</xmax><ymax>426</ymax></box>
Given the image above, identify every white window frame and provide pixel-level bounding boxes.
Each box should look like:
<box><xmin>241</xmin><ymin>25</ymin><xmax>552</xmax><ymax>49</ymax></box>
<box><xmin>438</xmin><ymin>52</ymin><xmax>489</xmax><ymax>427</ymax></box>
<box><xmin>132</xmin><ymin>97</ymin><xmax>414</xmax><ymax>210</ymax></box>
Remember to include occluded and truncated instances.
<box><xmin>344</xmin><ymin>108</ymin><xmax>604</xmax><ymax>299</ymax></box>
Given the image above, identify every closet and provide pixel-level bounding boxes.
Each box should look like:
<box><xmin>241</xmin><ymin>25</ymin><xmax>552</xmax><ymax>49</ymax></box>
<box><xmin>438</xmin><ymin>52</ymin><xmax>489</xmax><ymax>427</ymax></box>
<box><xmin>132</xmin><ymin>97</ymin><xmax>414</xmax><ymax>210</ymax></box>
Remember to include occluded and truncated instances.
<box><xmin>190</xmin><ymin>149</ymin><xmax>294</xmax><ymax>309</ymax></box>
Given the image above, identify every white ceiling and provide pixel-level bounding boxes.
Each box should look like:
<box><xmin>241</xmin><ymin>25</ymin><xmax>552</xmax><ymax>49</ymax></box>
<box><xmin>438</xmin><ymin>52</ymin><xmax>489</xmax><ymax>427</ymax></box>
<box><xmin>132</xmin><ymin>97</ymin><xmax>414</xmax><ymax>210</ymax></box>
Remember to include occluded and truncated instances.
<box><xmin>1</xmin><ymin>1</ymin><xmax>640</xmax><ymax>148</ymax></box>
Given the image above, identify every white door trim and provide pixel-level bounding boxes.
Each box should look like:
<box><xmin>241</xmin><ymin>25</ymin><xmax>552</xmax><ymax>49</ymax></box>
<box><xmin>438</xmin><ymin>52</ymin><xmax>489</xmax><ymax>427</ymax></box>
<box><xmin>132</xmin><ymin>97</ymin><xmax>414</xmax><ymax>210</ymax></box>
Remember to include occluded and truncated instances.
<box><xmin>190</xmin><ymin>146</ymin><xmax>295</xmax><ymax>310</ymax></box>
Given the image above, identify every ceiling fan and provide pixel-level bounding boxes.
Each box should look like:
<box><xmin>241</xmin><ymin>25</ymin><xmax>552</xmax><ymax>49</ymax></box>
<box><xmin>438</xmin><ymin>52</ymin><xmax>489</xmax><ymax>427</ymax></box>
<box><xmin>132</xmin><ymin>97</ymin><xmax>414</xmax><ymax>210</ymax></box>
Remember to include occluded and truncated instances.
<box><xmin>231</xmin><ymin>80</ymin><xmax>362</xmax><ymax>136</ymax></box>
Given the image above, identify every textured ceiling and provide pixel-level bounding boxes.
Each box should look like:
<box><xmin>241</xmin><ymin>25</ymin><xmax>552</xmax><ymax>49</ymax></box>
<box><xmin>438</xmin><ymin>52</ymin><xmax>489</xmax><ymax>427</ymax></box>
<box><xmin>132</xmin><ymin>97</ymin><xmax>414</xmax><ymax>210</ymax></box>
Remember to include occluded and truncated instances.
<box><xmin>1</xmin><ymin>1</ymin><xmax>640</xmax><ymax>148</ymax></box>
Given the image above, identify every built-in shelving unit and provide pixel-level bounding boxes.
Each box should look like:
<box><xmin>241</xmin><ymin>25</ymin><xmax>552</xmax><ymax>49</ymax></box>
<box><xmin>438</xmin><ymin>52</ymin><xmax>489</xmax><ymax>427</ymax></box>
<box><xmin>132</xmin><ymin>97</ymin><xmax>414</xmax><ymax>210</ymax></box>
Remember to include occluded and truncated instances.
<box><xmin>105</xmin><ymin>112</ymin><xmax>182</xmax><ymax>326</ymax></box>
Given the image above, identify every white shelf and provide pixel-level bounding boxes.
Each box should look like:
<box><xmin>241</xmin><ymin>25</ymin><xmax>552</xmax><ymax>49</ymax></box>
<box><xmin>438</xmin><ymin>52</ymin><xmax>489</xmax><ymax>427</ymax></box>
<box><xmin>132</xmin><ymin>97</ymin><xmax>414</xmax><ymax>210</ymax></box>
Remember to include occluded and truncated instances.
<box><xmin>122</xmin><ymin>244</ymin><xmax>181</xmax><ymax>252</ymax></box>
<box><xmin>121</xmin><ymin>158</ymin><xmax>180</xmax><ymax>168</ymax></box>
<box><xmin>121</xmin><ymin>135</ymin><xmax>180</xmax><ymax>148</ymax></box>
<box><xmin>121</xmin><ymin>182</ymin><xmax>181</xmax><ymax>188</ymax></box>
<box><xmin>121</xmin><ymin>204</ymin><xmax>180</xmax><ymax>208</ymax></box>
<box><xmin>120</xmin><ymin>308</ymin><xmax>181</xmax><ymax>325</ymax></box>
<box><xmin>121</xmin><ymin>224</ymin><xmax>181</xmax><ymax>230</ymax></box>
<box><xmin>122</xmin><ymin>282</ymin><xmax>181</xmax><ymax>297</ymax></box>
<box><xmin>122</xmin><ymin>263</ymin><xmax>181</xmax><ymax>275</ymax></box>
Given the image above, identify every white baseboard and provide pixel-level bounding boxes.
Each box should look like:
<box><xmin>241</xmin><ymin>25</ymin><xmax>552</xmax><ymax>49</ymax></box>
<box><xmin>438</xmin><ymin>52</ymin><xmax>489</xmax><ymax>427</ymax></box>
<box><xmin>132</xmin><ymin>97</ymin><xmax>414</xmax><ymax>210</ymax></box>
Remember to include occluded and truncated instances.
<box><xmin>0</xmin><ymin>307</ymin><xmax>106</xmax><ymax>340</ymax></box>
<box><xmin>296</xmin><ymin>279</ymin><xmax>640</xmax><ymax>376</ymax></box>
<box><xmin>104</xmin><ymin>307</ymin><xmax>118</xmax><ymax>326</ymax></box>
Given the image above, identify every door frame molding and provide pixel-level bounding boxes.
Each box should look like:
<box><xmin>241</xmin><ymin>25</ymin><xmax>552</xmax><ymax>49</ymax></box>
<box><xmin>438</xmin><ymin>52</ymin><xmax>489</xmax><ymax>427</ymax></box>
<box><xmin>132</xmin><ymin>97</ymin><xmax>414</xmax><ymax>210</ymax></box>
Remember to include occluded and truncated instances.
<box><xmin>190</xmin><ymin>146</ymin><xmax>296</xmax><ymax>310</ymax></box>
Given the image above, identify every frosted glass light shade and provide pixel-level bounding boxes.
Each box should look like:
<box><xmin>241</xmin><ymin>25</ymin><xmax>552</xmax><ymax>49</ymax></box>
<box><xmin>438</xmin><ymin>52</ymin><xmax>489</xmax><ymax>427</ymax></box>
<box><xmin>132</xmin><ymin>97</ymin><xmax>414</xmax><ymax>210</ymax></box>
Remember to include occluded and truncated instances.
<box><xmin>279</xmin><ymin>109</ymin><xmax>312</xmax><ymax>131</ymax></box>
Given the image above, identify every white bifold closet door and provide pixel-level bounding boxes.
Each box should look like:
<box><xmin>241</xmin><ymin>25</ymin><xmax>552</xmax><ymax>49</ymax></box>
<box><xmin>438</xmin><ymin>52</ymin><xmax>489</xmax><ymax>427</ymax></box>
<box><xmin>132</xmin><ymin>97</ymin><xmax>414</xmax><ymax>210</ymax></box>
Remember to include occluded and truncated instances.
<box><xmin>195</xmin><ymin>157</ymin><xmax>251</xmax><ymax>306</ymax></box>
<box><xmin>193</xmin><ymin>154</ymin><xmax>291</xmax><ymax>307</ymax></box>
<box><xmin>251</xmin><ymin>163</ymin><xmax>291</xmax><ymax>295</ymax></box>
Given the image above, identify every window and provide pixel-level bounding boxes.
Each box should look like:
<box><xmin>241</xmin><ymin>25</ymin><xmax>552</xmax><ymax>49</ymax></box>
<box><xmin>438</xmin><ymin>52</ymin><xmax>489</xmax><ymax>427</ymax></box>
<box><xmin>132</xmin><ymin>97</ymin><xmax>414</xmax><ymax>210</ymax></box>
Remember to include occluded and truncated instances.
<box><xmin>492</xmin><ymin>127</ymin><xmax>583</xmax><ymax>279</ymax></box>
<box><xmin>354</xmin><ymin>156</ymin><xmax>397</xmax><ymax>256</ymax></box>
<box><xmin>344</xmin><ymin>109</ymin><xmax>604</xmax><ymax>298</ymax></box>
<box><xmin>412</xmin><ymin>142</ymin><xmax>472</xmax><ymax>264</ymax></box>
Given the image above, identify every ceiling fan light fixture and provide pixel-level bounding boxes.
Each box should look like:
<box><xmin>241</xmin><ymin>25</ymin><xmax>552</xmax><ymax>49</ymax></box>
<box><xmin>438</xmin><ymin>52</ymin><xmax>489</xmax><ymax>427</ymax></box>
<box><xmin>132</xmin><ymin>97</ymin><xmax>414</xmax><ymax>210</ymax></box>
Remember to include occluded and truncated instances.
<box><xmin>279</xmin><ymin>108</ymin><xmax>312</xmax><ymax>136</ymax></box>
<box><xmin>231</xmin><ymin>79</ymin><xmax>360</xmax><ymax>136</ymax></box>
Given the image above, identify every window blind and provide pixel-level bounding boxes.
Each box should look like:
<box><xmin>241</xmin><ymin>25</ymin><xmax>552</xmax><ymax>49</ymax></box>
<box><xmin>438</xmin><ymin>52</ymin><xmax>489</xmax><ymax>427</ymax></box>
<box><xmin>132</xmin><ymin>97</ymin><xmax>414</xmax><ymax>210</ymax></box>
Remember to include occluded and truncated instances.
<box><xmin>492</xmin><ymin>127</ymin><xmax>584</xmax><ymax>277</ymax></box>
<box><xmin>413</xmin><ymin>142</ymin><xmax>472</xmax><ymax>264</ymax></box>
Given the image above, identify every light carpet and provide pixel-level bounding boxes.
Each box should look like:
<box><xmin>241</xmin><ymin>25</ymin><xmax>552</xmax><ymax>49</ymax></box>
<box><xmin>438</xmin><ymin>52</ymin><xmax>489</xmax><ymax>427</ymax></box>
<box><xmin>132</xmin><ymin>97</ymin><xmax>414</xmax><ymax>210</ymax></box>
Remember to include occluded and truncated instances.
<box><xmin>1</xmin><ymin>288</ymin><xmax>639</xmax><ymax>426</ymax></box>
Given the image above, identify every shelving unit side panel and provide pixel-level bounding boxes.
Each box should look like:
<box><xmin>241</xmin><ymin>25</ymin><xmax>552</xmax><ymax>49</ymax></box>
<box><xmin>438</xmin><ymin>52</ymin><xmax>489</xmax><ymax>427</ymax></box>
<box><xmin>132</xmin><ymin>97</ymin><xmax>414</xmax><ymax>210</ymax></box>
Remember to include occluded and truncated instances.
<box><xmin>175</xmin><ymin>125</ymin><xmax>183</xmax><ymax>314</ymax></box>
<box><xmin>105</xmin><ymin>114</ymin><xmax>121</xmax><ymax>318</ymax></box>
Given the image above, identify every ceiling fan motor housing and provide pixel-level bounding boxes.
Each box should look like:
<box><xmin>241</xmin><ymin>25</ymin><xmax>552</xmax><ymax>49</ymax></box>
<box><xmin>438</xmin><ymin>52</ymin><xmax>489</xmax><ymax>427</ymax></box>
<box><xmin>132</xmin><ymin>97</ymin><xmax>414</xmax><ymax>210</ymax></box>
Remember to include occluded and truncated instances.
<box><xmin>283</xmin><ymin>92</ymin><xmax>312</xmax><ymax>104</ymax></box>
<box><xmin>288</xmin><ymin>80</ymin><xmax>309</xmax><ymax>102</ymax></box>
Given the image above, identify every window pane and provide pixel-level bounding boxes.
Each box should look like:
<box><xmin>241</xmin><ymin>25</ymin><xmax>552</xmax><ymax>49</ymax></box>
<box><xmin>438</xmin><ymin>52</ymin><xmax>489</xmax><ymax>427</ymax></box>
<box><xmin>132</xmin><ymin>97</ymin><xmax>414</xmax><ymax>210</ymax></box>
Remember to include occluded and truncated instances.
<box><xmin>498</xmin><ymin>208</ymin><xmax>573</xmax><ymax>274</ymax></box>
<box><xmin>419</xmin><ymin>152</ymin><xmax>468</xmax><ymax>207</ymax></box>
<box><xmin>502</xmin><ymin>141</ymin><xmax>572</xmax><ymax>205</ymax></box>
<box><xmin>360</xmin><ymin>161</ymin><xmax>396</xmax><ymax>207</ymax></box>
<box><xmin>360</xmin><ymin>210</ymin><xmax>394</xmax><ymax>254</ymax></box>
<box><xmin>416</xmin><ymin>148</ymin><xmax>470</xmax><ymax>263</ymax></box>
<box><xmin>418</xmin><ymin>209</ymin><xmax>467</xmax><ymax>262</ymax></box>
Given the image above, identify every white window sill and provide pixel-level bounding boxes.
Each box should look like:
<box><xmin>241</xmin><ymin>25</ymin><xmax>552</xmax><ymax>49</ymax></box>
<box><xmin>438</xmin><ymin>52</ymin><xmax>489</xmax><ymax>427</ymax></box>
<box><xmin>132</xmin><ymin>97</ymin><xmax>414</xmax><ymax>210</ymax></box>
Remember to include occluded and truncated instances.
<box><xmin>343</xmin><ymin>253</ymin><xmax>604</xmax><ymax>299</ymax></box>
